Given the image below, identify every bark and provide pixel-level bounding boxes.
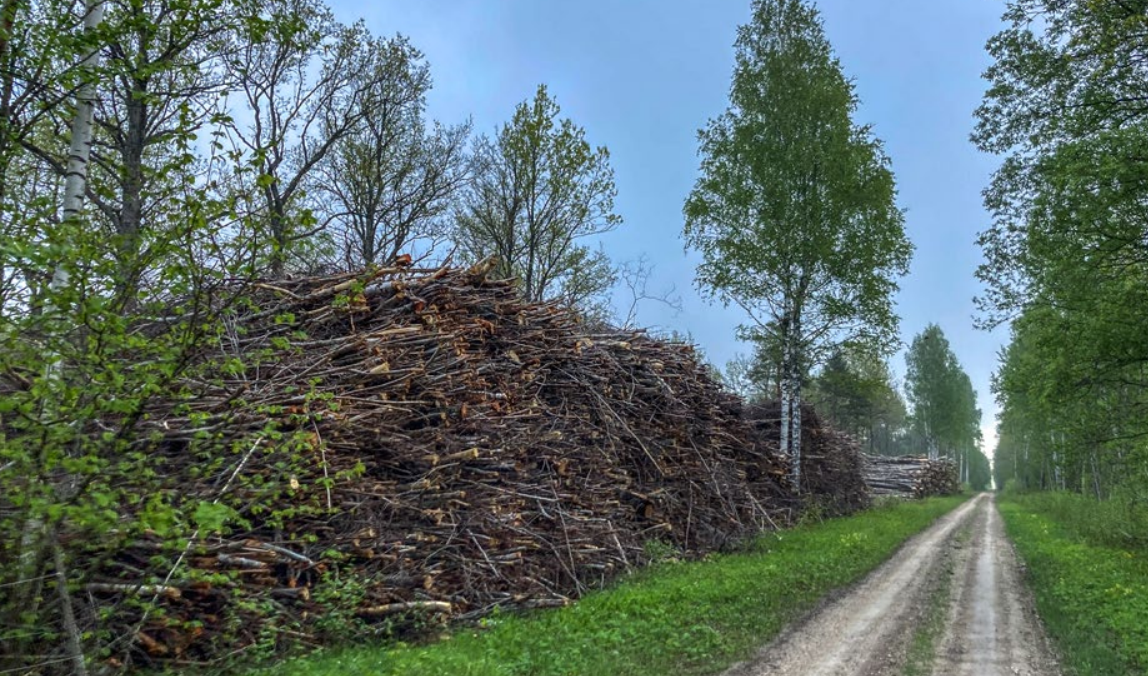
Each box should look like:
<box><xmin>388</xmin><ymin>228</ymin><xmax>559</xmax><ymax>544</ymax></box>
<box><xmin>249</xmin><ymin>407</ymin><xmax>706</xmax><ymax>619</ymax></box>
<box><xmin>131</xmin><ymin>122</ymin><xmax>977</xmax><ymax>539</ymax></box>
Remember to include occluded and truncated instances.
<box><xmin>0</xmin><ymin>0</ymin><xmax>18</xmax><ymax>210</ymax></box>
<box><xmin>62</xmin><ymin>0</ymin><xmax>106</xmax><ymax>222</ymax></box>
<box><xmin>779</xmin><ymin>333</ymin><xmax>792</xmax><ymax>488</ymax></box>
<box><xmin>0</xmin><ymin>0</ymin><xmax>16</xmax><ymax>67</ymax></box>
<box><xmin>1090</xmin><ymin>451</ymin><xmax>1102</xmax><ymax>500</ymax></box>
<box><xmin>53</xmin><ymin>535</ymin><xmax>89</xmax><ymax>676</ymax></box>
<box><xmin>114</xmin><ymin>86</ymin><xmax>146</xmax><ymax>297</ymax></box>
<box><xmin>790</xmin><ymin>312</ymin><xmax>803</xmax><ymax>493</ymax></box>
<box><xmin>778</xmin><ymin>310</ymin><xmax>804</xmax><ymax>493</ymax></box>
<box><xmin>792</xmin><ymin>374</ymin><xmax>803</xmax><ymax>492</ymax></box>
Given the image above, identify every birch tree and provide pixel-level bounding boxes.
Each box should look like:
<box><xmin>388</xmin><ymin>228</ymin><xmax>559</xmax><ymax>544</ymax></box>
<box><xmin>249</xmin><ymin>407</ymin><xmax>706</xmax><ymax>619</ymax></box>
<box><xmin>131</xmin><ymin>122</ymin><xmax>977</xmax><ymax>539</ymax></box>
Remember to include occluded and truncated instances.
<box><xmin>683</xmin><ymin>0</ymin><xmax>910</xmax><ymax>490</ymax></box>
<box><xmin>904</xmin><ymin>324</ymin><xmax>982</xmax><ymax>482</ymax></box>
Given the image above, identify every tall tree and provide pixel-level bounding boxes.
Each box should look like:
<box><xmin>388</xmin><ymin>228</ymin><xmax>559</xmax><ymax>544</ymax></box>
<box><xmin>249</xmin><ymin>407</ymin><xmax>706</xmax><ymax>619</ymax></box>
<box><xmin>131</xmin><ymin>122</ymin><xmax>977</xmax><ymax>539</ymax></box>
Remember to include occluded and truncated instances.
<box><xmin>457</xmin><ymin>84</ymin><xmax>621</xmax><ymax>311</ymax></box>
<box><xmin>904</xmin><ymin>325</ymin><xmax>983</xmax><ymax>480</ymax></box>
<box><xmin>683</xmin><ymin>0</ymin><xmax>911</xmax><ymax>490</ymax></box>
<box><xmin>88</xmin><ymin>0</ymin><xmax>238</xmax><ymax>297</ymax></box>
<box><xmin>226</xmin><ymin>0</ymin><xmax>417</xmax><ymax>275</ymax></box>
<box><xmin>310</xmin><ymin>42</ymin><xmax>470</xmax><ymax>269</ymax></box>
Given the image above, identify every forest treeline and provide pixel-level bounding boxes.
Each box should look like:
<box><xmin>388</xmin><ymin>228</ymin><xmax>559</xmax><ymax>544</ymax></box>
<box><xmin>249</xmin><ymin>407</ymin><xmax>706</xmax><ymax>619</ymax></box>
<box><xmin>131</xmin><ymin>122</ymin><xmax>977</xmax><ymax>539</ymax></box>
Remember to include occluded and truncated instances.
<box><xmin>976</xmin><ymin>1</ymin><xmax>1148</xmax><ymax>515</ymax></box>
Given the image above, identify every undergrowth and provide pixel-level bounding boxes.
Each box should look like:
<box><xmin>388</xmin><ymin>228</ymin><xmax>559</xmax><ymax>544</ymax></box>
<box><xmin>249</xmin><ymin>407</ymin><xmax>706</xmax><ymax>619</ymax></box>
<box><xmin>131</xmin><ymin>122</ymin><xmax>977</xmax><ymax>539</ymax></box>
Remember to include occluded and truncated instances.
<box><xmin>252</xmin><ymin>494</ymin><xmax>968</xmax><ymax>676</ymax></box>
<box><xmin>999</xmin><ymin>493</ymin><xmax>1148</xmax><ymax>675</ymax></box>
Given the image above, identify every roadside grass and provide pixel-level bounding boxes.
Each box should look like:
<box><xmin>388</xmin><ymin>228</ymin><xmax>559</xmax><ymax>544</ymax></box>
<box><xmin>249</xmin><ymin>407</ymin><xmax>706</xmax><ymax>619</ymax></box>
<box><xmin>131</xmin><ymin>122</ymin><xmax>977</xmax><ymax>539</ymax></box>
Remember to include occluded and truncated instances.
<box><xmin>258</xmin><ymin>494</ymin><xmax>968</xmax><ymax>676</ymax></box>
<box><xmin>899</xmin><ymin>522</ymin><xmax>970</xmax><ymax>676</ymax></box>
<box><xmin>999</xmin><ymin>494</ymin><xmax>1148</xmax><ymax>675</ymax></box>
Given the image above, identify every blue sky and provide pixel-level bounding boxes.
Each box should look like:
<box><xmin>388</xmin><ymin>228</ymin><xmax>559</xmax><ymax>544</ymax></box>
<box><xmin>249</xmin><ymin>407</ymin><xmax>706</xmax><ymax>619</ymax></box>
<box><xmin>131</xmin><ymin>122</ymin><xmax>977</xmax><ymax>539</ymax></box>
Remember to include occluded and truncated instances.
<box><xmin>331</xmin><ymin>0</ymin><xmax>1011</xmax><ymax>454</ymax></box>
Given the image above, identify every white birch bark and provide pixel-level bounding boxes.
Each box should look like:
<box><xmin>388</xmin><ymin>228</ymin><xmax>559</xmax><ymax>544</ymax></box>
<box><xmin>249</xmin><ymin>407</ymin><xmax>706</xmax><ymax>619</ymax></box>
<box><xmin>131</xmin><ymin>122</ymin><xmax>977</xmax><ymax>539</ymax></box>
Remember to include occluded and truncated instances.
<box><xmin>791</xmin><ymin>369</ymin><xmax>802</xmax><ymax>493</ymax></box>
<box><xmin>61</xmin><ymin>0</ymin><xmax>106</xmax><ymax>224</ymax></box>
<box><xmin>791</xmin><ymin>314</ymin><xmax>804</xmax><ymax>493</ymax></box>
<box><xmin>779</xmin><ymin>326</ymin><xmax>792</xmax><ymax>488</ymax></box>
<box><xmin>14</xmin><ymin>0</ymin><xmax>106</xmax><ymax>645</ymax></box>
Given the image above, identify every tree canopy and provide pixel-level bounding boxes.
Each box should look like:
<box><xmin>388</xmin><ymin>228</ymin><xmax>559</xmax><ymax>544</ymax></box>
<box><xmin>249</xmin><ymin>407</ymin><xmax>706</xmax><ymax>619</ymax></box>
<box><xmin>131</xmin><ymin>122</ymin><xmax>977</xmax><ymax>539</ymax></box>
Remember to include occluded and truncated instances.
<box><xmin>683</xmin><ymin>0</ymin><xmax>911</xmax><ymax>489</ymax></box>
<box><xmin>903</xmin><ymin>325</ymin><xmax>987</xmax><ymax>488</ymax></box>
<box><xmin>976</xmin><ymin>0</ymin><xmax>1148</xmax><ymax>502</ymax></box>
<box><xmin>457</xmin><ymin>84</ymin><xmax>621</xmax><ymax>314</ymax></box>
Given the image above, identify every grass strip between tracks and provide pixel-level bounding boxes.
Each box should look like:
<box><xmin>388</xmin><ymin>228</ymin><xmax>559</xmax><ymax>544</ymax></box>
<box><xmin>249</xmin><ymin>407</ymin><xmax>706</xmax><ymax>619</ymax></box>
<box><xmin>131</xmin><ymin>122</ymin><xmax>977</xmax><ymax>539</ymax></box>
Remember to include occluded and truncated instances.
<box><xmin>899</xmin><ymin>520</ymin><xmax>970</xmax><ymax>676</ymax></box>
<box><xmin>999</xmin><ymin>495</ymin><xmax>1148</xmax><ymax>676</ymax></box>
<box><xmin>259</xmin><ymin>494</ymin><xmax>968</xmax><ymax>676</ymax></box>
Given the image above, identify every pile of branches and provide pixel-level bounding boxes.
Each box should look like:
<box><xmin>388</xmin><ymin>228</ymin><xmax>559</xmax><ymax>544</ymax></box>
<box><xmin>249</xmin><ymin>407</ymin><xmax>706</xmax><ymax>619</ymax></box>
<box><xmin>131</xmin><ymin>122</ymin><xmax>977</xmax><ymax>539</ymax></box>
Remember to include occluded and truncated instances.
<box><xmin>77</xmin><ymin>264</ymin><xmax>805</xmax><ymax>665</ymax></box>
<box><xmin>744</xmin><ymin>402</ymin><xmax>870</xmax><ymax>516</ymax></box>
<box><xmin>862</xmin><ymin>454</ymin><xmax>960</xmax><ymax>498</ymax></box>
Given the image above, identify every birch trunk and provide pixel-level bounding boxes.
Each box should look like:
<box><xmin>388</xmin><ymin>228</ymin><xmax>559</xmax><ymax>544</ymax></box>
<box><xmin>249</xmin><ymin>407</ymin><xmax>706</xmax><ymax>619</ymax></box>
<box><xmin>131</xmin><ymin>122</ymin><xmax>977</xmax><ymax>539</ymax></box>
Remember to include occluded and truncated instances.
<box><xmin>779</xmin><ymin>348</ymin><xmax>791</xmax><ymax>485</ymax></box>
<box><xmin>786</xmin><ymin>313</ymin><xmax>803</xmax><ymax>493</ymax></box>
<box><xmin>12</xmin><ymin>0</ymin><xmax>106</xmax><ymax>661</ymax></box>
<box><xmin>791</xmin><ymin>367</ymin><xmax>802</xmax><ymax>493</ymax></box>
<box><xmin>62</xmin><ymin>0</ymin><xmax>106</xmax><ymax>223</ymax></box>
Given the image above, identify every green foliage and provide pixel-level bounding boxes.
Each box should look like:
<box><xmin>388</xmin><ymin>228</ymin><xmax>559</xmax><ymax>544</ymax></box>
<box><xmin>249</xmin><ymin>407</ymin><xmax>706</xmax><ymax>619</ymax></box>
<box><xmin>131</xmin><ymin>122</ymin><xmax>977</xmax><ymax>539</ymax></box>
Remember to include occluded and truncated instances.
<box><xmin>1003</xmin><ymin>489</ymin><xmax>1148</xmax><ymax>553</ymax></box>
<box><xmin>682</xmin><ymin>0</ymin><xmax>910</xmax><ymax>484</ymax></box>
<box><xmin>806</xmin><ymin>346</ymin><xmax>906</xmax><ymax>453</ymax></box>
<box><xmin>1000</xmin><ymin>495</ymin><xmax>1148</xmax><ymax>674</ymax></box>
<box><xmin>976</xmin><ymin>1</ymin><xmax>1148</xmax><ymax>501</ymax></box>
<box><xmin>682</xmin><ymin>0</ymin><xmax>911</xmax><ymax>369</ymax></box>
<box><xmin>457</xmin><ymin>84</ymin><xmax>620</xmax><ymax>313</ymax></box>
<box><xmin>255</xmin><ymin>496</ymin><xmax>967</xmax><ymax>676</ymax></box>
<box><xmin>903</xmin><ymin>325</ymin><xmax>985</xmax><ymax>486</ymax></box>
<box><xmin>0</xmin><ymin>3</ymin><xmax>354</xmax><ymax>666</ymax></box>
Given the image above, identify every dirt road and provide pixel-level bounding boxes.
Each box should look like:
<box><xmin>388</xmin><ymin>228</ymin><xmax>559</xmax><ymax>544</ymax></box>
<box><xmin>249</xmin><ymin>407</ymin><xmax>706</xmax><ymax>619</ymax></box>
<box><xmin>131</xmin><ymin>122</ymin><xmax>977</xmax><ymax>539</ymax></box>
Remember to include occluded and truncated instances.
<box><xmin>724</xmin><ymin>493</ymin><xmax>1061</xmax><ymax>676</ymax></box>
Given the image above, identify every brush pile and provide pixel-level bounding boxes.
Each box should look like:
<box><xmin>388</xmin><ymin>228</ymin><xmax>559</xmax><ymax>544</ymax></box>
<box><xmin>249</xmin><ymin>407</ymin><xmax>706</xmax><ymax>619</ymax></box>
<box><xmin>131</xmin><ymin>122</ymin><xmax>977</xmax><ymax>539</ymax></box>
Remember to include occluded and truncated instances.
<box><xmin>80</xmin><ymin>264</ymin><xmax>810</xmax><ymax>664</ymax></box>
<box><xmin>745</xmin><ymin>402</ymin><xmax>870</xmax><ymax>515</ymax></box>
<box><xmin>861</xmin><ymin>454</ymin><xmax>960</xmax><ymax>498</ymax></box>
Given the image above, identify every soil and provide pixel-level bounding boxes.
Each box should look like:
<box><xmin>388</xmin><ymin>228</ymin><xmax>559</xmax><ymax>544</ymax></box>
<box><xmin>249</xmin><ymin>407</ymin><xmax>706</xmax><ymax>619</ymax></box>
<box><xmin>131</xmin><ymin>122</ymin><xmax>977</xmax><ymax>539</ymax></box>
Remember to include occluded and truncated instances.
<box><xmin>722</xmin><ymin>494</ymin><xmax>1061</xmax><ymax>676</ymax></box>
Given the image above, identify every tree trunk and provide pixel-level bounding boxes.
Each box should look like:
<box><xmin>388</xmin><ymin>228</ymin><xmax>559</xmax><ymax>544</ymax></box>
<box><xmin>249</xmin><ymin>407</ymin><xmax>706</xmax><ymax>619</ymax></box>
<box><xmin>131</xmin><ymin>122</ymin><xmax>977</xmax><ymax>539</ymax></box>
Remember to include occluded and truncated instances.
<box><xmin>115</xmin><ymin>84</ymin><xmax>147</xmax><ymax>299</ymax></box>
<box><xmin>787</xmin><ymin>313</ymin><xmax>803</xmax><ymax>493</ymax></box>
<box><xmin>1090</xmin><ymin>450</ymin><xmax>1102</xmax><ymax>500</ymax></box>
<box><xmin>52</xmin><ymin>534</ymin><xmax>89</xmax><ymax>676</ymax></box>
<box><xmin>62</xmin><ymin>0</ymin><xmax>106</xmax><ymax>223</ymax></box>
<box><xmin>779</xmin><ymin>354</ymin><xmax>791</xmax><ymax>486</ymax></box>
<box><xmin>13</xmin><ymin>3</ymin><xmax>105</xmax><ymax>666</ymax></box>
<box><xmin>791</xmin><ymin>368</ymin><xmax>803</xmax><ymax>493</ymax></box>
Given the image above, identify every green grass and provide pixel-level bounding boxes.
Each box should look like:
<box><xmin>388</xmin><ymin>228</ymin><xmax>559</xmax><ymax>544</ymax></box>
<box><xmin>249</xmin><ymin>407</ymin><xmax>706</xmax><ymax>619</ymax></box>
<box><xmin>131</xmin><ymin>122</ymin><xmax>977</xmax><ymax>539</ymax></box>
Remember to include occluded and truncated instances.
<box><xmin>999</xmin><ymin>494</ymin><xmax>1148</xmax><ymax>676</ymax></box>
<box><xmin>257</xmin><ymin>495</ymin><xmax>968</xmax><ymax>676</ymax></box>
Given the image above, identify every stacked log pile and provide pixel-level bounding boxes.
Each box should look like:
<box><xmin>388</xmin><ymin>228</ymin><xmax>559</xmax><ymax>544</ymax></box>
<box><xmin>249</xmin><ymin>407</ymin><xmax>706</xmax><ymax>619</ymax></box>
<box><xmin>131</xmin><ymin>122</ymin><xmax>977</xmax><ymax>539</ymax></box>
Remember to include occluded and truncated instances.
<box><xmin>79</xmin><ymin>264</ymin><xmax>809</xmax><ymax>664</ymax></box>
<box><xmin>862</xmin><ymin>454</ymin><xmax>960</xmax><ymax>498</ymax></box>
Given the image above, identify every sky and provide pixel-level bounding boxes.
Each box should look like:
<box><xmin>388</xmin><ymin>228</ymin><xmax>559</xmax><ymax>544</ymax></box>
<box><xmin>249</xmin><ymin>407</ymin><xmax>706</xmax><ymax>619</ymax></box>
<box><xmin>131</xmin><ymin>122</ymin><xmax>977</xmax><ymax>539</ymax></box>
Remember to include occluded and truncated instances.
<box><xmin>330</xmin><ymin>0</ymin><xmax>1012</xmax><ymax>455</ymax></box>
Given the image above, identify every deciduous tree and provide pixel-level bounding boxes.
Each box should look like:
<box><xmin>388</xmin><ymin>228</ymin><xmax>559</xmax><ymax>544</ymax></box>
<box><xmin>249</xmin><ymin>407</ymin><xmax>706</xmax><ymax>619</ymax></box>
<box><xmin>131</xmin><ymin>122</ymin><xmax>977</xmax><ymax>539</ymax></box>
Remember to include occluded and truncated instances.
<box><xmin>683</xmin><ymin>0</ymin><xmax>911</xmax><ymax>490</ymax></box>
<box><xmin>310</xmin><ymin>39</ymin><xmax>470</xmax><ymax>269</ymax></box>
<box><xmin>457</xmin><ymin>84</ymin><xmax>621</xmax><ymax>313</ymax></box>
<box><xmin>226</xmin><ymin>0</ymin><xmax>419</xmax><ymax>274</ymax></box>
